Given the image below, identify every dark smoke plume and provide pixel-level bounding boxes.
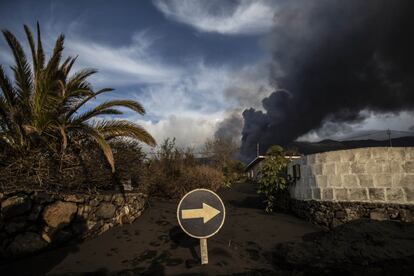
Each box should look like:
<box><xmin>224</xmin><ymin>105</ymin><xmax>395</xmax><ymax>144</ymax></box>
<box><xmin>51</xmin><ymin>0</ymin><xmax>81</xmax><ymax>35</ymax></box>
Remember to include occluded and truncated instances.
<box><xmin>241</xmin><ymin>0</ymin><xmax>414</xmax><ymax>159</ymax></box>
<box><xmin>214</xmin><ymin>111</ymin><xmax>243</xmax><ymax>144</ymax></box>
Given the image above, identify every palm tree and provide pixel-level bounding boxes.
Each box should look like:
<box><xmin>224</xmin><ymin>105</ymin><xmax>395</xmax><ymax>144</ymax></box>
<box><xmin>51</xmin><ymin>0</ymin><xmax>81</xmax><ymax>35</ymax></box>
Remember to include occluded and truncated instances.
<box><xmin>0</xmin><ymin>23</ymin><xmax>156</xmax><ymax>172</ymax></box>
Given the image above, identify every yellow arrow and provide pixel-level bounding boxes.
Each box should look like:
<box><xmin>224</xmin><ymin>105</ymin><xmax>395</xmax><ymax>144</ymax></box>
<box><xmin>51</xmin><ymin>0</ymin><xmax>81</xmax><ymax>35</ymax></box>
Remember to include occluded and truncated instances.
<box><xmin>181</xmin><ymin>203</ymin><xmax>221</xmax><ymax>223</ymax></box>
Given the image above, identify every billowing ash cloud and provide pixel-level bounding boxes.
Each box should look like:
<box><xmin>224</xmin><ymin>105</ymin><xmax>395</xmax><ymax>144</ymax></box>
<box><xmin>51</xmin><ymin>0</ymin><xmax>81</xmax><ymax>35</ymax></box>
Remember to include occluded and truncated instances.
<box><xmin>241</xmin><ymin>0</ymin><xmax>414</xmax><ymax>159</ymax></box>
<box><xmin>214</xmin><ymin>110</ymin><xmax>243</xmax><ymax>144</ymax></box>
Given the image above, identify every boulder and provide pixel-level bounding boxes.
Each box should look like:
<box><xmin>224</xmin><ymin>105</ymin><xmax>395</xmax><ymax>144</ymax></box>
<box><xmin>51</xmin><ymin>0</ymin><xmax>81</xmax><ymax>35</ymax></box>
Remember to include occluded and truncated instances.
<box><xmin>370</xmin><ymin>210</ymin><xmax>388</xmax><ymax>221</ymax></box>
<box><xmin>5</xmin><ymin>217</ymin><xmax>27</xmax><ymax>234</ymax></box>
<box><xmin>42</xmin><ymin>201</ymin><xmax>77</xmax><ymax>229</ymax></box>
<box><xmin>1</xmin><ymin>195</ymin><xmax>32</xmax><ymax>218</ymax></box>
<box><xmin>8</xmin><ymin>232</ymin><xmax>48</xmax><ymax>256</ymax></box>
<box><xmin>335</xmin><ymin>210</ymin><xmax>346</xmax><ymax>219</ymax></box>
<box><xmin>113</xmin><ymin>194</ymin><xmax>125</xmax><ymax>206</ymax></box>
<box><xmin>95</xmin><ymin>203</ymin><xmax>116</xmax><ymax>219</ymax></box>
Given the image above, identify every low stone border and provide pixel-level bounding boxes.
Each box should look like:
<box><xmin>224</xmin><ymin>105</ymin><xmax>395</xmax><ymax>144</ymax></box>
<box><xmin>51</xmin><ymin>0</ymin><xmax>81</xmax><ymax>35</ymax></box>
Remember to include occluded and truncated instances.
<box><xmin>286</xmin><ymin>199</ymin><xmax>414</xmax><ymax>229</ymax></box>
<box><xmin>0</xmin><ymin>190</ymin><xmax>147</xmax><ymax>259</ymax></box>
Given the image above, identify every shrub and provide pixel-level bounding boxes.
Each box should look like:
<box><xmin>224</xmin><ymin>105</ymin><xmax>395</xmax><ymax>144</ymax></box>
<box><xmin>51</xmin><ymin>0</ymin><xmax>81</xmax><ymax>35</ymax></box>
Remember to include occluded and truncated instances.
<box><xmin>202</xmin><ymin>137</ymin><xmax>245</xmax><ymax>187</ymax></box>
<box><xmin>256</xmin><ymin>145</ymin><xmax>290</xmax><ymax>213</ymax></box>
<box><xmin>142</xmin><ymin>138</ymin><xmax>225</xmax><ymax>199</ymax></box>
<box><xmin>0</xmin><ymin>139</ymin><xmax>147</xmax><ymax>193</ymax></box>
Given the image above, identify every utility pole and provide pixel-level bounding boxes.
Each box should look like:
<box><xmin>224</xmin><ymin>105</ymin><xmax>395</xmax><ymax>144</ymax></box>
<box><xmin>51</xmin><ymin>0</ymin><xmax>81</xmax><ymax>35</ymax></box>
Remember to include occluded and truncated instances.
<box><xmin>256</xmin><ymin>143</ymin><xmax>260</xmax><ymax>157</ymax></box>
<box><xmin>386</xmin><ymin>129</ymin><xmax>392</xmax><ymax>147</ymax></box>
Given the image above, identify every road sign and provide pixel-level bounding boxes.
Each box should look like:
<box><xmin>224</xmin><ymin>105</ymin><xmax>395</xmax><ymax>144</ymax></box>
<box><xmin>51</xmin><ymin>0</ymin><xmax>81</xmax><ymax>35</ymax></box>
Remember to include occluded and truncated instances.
<box><xmin>177</xmin><ymin>188</ymin><xmax>226</xmax><ymax>264</ymax></box>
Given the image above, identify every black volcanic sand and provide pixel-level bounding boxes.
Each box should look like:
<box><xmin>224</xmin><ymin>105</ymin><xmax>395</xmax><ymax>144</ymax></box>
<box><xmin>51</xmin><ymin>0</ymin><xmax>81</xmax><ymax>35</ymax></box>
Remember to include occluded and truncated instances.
<box><xmin>1</xmin><ymin>183</ymin><xmax>414</xmax><ymax>275</ymax></box>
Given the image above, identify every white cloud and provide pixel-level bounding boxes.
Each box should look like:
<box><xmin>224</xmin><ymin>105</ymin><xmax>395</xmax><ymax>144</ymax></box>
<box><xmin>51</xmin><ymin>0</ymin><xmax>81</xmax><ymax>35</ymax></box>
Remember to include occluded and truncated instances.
<box><xmin>138</xmin><ymin>114</ymin><xmax>221</xmax><ymax>151</ymax></box>
<box><xmin>130</xmin><ymin>60</ymin><xmax>273</xmax><ymax>148</ymax></box>
<box><xmin>153</xmin><ymin>0</ymin><xmax>276</xmax><ymax>35</ymax></box>
<box><xmin>66</xmin><ymin>31</ymin><xmax>182</xmax><ymax>86</ymax></box>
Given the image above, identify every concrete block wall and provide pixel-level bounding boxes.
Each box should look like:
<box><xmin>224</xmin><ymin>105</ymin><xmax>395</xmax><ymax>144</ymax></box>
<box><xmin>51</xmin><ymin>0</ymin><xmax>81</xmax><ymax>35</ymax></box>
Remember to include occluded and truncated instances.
<box><xmin>288</xmin><ymin>147</ymin><xmax>414</xmax><ymax>204</ymax></box>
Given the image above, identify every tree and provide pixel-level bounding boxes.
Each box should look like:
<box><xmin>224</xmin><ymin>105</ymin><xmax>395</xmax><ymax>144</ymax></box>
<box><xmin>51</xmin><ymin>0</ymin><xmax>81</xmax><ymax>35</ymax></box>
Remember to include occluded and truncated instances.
<box><xmin>0</xmin><ymin>23</ymin><xmax>156</xmax><ymax>172</ymax></box>
<box><xmin>257</xmin><ymin>145</ymin><xmax>289</xmax><ymax>213</ymax></box>
<box><xmin>203</xmin><ymin>137</ymin><xmax>243</xmax><ymax>186</ymax></box>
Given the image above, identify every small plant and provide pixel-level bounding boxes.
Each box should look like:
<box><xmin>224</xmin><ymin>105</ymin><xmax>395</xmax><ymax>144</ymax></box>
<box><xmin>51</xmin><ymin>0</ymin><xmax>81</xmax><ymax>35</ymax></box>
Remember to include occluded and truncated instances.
<box><xmin>256</xmin><ymin>145</ymin><xmax>289</xmax><ymax>213</ymax></box>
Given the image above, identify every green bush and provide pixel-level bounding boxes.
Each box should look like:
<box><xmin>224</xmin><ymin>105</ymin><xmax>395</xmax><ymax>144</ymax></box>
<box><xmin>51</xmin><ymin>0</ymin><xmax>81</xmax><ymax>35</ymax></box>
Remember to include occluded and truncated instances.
<box><xmin>256</xmin><ymin>145</ymin><xmax>290</xmax><ymax>213</ymax></box>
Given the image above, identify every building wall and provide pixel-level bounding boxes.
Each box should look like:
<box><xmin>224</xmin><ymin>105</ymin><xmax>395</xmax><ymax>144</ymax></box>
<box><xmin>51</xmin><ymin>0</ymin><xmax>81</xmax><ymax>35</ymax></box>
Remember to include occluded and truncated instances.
<box><xmin>288</xmin><ymin>147</ymin><xmax>414</xmax><ymax>204</ymax></box>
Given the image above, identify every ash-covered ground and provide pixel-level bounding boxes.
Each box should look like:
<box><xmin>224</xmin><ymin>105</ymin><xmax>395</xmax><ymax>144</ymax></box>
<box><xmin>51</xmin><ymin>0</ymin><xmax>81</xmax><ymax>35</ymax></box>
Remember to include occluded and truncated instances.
<box><xmin>1</xmin><ymin>182</ymin><xmax>414</xmax><ymax>275</ymax></box>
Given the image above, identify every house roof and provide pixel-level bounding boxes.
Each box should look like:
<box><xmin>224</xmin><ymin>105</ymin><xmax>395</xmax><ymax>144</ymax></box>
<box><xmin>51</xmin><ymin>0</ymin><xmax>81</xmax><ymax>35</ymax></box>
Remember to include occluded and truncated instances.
<box><xmin>245</xmin><ymin>155</ymin><xmax>267</xmax><ymax>172</ymax></box>
<box><xmin>245</xmin><ymin>155</ymin><xmax>302</xmax><ymax>172</ymax></box>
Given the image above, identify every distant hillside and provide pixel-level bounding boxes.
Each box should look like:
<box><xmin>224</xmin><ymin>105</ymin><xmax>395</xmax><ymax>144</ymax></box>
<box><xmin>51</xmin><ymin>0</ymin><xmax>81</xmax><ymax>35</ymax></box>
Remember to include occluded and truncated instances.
<box><xmin>288</xmin><ymin>136</ymin><xmax>414</xmax><ymax>155</ymax></box>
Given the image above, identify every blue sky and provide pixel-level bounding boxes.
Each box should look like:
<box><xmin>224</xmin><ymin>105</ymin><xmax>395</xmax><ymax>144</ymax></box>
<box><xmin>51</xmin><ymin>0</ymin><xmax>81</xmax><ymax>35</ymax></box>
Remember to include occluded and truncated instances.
<box><xmin>1</xmin><ymin>0</ymin><xmax>413</xmax><ymax>150</ymax></box>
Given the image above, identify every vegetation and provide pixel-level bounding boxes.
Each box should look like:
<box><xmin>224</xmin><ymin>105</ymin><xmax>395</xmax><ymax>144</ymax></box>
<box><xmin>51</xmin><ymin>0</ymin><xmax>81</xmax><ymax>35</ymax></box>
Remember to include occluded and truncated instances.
<box><xmin>0</xmin><ymin>23</ymin><xmax>155</xmax><ymax>171</ymax></box>
<box><xmin>203</xmin><ymin>137</ymin><xmax>245</xmax><ymax>187</ymax></box>
<box><xmin>0</xmin><ymin>23</ymin><xmax>155</xmax><ymax>191</ymax></box>
<box><xmin>256</xmin><ymin>145</ymin><xmax>290</xmax><ymax>213</ymax></box>
<box><xmin>142</xmin><ymin>138</ymin><xmax>224</xmax><ymax>199</ymax></box>
<box><xmin>0</xmin><ymin>23</ymin><xmax>236</xmax><ymax>197</ymax></box>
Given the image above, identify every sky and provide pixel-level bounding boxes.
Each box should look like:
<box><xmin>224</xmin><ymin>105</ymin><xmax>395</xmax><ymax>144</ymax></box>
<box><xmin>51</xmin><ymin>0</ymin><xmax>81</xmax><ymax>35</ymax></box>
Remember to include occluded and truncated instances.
<box><xmin>1</xmin><ymin>0</ymin><xmax>413</xmax><ymax>153</ymax></box>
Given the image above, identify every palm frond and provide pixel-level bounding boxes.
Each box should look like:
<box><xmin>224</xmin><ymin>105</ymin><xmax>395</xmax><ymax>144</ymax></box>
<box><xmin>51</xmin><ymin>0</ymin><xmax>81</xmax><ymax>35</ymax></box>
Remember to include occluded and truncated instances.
<box><xmin>24</xmin><ymin>25</ymin><xmax>38</xmax><ymax>73</ymax></box>
<box><xmin>2</xmin><ymin>29</ymin><xmax>32</xmax><ymax>101</ymax></box>
<box><xmin>65</xmin><ymin>87</ymin><xmax>114</xmax><ymax>119</ymax></box>
<box><xmin>73</xmin><ymin>108</ymin><xmax>123</xmax><ymax>123</ymax></box>
<box><xmin>95</xmin><ymin>120</ymin><xmax>156</xmax><ymax>146</ymax></box>
<box><xmin>36</xmin><ymin>22</ymin><xmax>45</xmax><ymax>70</ymax></box>
<box><xmin>0</xmin><ymin>65</ymin><xmax>15</xmax><ymax>105</ymax></box>
<box><xmin>72</xmin><ymin>124</ymin><xmax>115</xmax><ymax>172</ymax></box>
<box><xmin>73</xmin><ymin>100</ymin><xmax>144</xmax><ymax>123</ymax></box>
<box><xmin>45</xmin><ymin>34</ymin><xmax>65</xmax><ymax>76</ymax></box>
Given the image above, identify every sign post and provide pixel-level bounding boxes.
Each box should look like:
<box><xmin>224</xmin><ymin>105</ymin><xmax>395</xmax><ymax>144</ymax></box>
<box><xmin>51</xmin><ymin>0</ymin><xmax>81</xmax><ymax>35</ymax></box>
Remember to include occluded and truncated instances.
<box><xmin>177</xmin><ymin>188</ymin><xmax>226</xmax><ymax>265</ymax></box>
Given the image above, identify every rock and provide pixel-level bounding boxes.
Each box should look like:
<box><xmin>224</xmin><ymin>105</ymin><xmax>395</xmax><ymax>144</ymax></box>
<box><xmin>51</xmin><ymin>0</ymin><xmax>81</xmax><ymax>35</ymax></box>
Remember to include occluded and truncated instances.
<box><xmin>5</xmin><ymin>217</ymin><xmax>28</xmax><ymax>234</ymax></box>
<box><xmin>28</xmin><ymin>204</ymin><xmax>43</xmax><ymax>221</ymax></box>
<box><xmin>98</xmin><ymin>223</ymin><xmax>112</xmax><ymax>234</ymax></box>
<box><xmin>33</xmin><ymin>191</ymin><xmax>55</xmax><ymax>204</ymax></box>
<box><xmin>370</xmin><ymin>210</ymin><xmax>388</xmax><ymax>221</ymax></box>
<box><xmin>42</xmin><ymin>201</ymin><xmax>77</xmax><ymax>229</ymax></box>
<box><xmin>103</xmin><ymin>195</ymin><xmax>112</xmax><ymax>202</ymax></box>
<box><xmin>8</xmin><ymin>232</ymin><xmax>48</xmax><ymax>256</ymax></box>
<box><xmin>335</xmin><ymin>210</ymin><xmax>346</xmax><ymax>219</ymax></box>
<box><xmin>63</xmin><ymin>195</ymin><xmax>85</xmax><ymax>203</ymax></box>
<box><xmin>387</xmin><ymin>208</ymin><xmax>399</xmax><ymax>220</ymax></box>
<box><xmin>1</xmin><ymin>195</ymin><xmax>32</xmax><ymax>218</ymax></box>
<box><xmin>41</xmin><ymin>231</ymin><xmax>52</xmax><ymax>243</ymax></box>
<box><xmin>95</xmin><ymin>203</ymin><xmax>116</xmax><ymax>219</ymax></box>
<box><xmin>113</xmin><ymin>194</ymin><xmax>125</xmax><ymax>206</ymax></box>
<box><xmin>89</xmin><ymin>198</ymin><xmax>101</xmax><ymax>207</ymax></box>
<box><xmin>400</xmin><ymin>209</ymin><xmax>414</xmax><ymax>223</ymax></box>
<box><xmin>314</xmin><ymin>211</ymin><xmax>328</xmax><ymax>226</ymax></box>
<box><xmin>87</xmin><ymin>220</ymin><xmax>97</xmax><ymax>231</ymax></box>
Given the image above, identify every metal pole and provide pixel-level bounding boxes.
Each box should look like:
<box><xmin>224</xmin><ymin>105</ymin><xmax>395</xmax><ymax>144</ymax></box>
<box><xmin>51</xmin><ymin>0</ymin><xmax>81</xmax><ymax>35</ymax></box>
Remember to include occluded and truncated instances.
<box><xmin>200</xmin><ymin>238</ymin><xmax>208</xmax><ymax>264</ymax></box>
<box><xmin>386</xmin><ymin>129</ymin><xmax>392</xmax><ymax>147</ymax></box>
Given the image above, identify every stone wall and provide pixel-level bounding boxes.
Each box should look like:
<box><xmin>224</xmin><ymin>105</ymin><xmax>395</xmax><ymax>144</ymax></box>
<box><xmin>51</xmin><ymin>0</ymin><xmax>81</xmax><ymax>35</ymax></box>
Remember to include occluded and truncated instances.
<box><xmin>286</xmin><ymin>197</ymin><xmax>414</xmax><ymax>229</ymax></box>
<box><xmin>0</xmin><ymin>191</ymin><xmax>147</xmax><ymax>259</ymax></box>
<box><xmin>288</xmin><ymin>147</ymin><xmax>414</xmax><ymax>203</ymax></box>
